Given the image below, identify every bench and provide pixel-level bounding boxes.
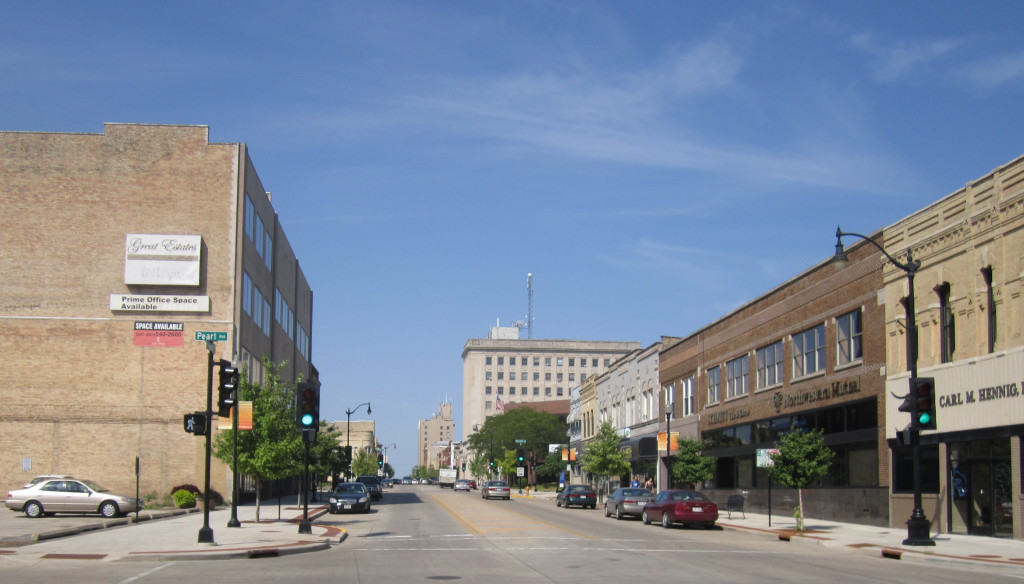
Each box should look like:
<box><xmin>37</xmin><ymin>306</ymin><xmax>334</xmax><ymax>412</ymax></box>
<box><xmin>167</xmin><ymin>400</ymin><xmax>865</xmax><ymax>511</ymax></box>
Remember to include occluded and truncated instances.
<box><xmin>726</xmin><ymin>494</ymin><xmax>745</xmax><ymax>519</ymax></box>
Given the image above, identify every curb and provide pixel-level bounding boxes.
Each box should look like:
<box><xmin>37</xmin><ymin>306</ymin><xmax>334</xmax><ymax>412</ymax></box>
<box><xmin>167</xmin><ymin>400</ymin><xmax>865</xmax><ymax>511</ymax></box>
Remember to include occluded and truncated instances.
<box><xmin>0</xmin><ymin>508</ymin><xmax>200</xmax><ymax>547</ymax></box>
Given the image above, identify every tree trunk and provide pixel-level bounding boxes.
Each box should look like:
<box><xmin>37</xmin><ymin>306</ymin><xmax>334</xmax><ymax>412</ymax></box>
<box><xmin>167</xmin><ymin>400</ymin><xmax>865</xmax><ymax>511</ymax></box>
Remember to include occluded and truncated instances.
<box><xmin>796</xmin><ymin>487</ymin><xmax>804</xmax><ymax>531</ymax></box>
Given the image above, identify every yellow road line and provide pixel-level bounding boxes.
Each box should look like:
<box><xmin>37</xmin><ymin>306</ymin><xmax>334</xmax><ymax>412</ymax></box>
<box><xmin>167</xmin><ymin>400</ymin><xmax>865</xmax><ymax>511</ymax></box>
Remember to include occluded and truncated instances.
<box><xmin>430</xmin><ymin>495</ymin><xmax>482</xmax><ymax>535</ymax></box>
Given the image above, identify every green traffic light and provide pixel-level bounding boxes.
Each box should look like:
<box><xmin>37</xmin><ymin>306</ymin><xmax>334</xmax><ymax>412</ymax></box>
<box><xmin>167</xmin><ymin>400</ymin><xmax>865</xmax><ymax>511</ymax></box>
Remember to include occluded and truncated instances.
<box><xmin>300</xmin><ymin>413</ymin><xmax>314</xmax><ymax>427</ymax></box>
<box><xmin>918</xmin><ymin>412</ymin><xmax>931</xmax><ymax>426</ymax></box>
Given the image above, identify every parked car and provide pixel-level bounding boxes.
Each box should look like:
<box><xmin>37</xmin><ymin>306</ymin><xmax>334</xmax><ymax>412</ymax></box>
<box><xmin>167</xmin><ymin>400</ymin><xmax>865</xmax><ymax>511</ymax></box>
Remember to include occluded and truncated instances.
<box><xmin>467</xmin><ymin>480</ymin><xmax>477</xmax><ymax>490</ymax></box>
<box><xmin>641</xmin><ymin>489</ymin><xmax>718</xmax><ymax>529</ymax></box>
<box><xmin>556</xmin><ymin>484</ymin><xmax>597</xmax><ymax>509</ymax></box>
<box><xmin>355</xmin><ymin>475</ymin><xmax>383</xmax><ymax>500</ymax></box>
<box><xmin>5</xmin><ymin>478</ymin><xmax>142</xmax><ymax>518</ymax></box>
<box><xmin>328</xmin><ymin>482</ymin><xmax>371</xmax><ymax>514</ymax></box>
<box><xmin>481</xmin><ymin>480</ymin><xmax>510</xmax><ymax>500</ymax></box>
<box><xmin>453</xmin><ymin>479</ymin><xmax>473</xmax><ymax>492</ymax></box>
<box><xmin>604</xmin><ymin>487</ymin><xmax>652</xmax><ymax>520</ymax></box>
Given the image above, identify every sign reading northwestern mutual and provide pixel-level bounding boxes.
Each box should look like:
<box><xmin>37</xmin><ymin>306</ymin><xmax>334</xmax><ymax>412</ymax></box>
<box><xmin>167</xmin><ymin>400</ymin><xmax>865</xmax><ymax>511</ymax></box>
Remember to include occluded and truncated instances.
<box><xmin>110</xmin><ymin>294</ymin><xmax>210</xmax><ymax>312</ymax></box>
<box><xmin>133</xmin><ymin>321</ymin><xmax>185</xmax><ymax>347</ymax></box>
<box><xmin>124</xmin><ymin>234</ymin><xmax>201</xmax><ymax>286</ymax></box>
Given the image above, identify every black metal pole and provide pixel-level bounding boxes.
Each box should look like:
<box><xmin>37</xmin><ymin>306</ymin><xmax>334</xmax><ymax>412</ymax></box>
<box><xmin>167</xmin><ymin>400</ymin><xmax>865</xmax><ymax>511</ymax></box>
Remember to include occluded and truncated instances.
<box><xmin>665</xmin><ymin>411</ymin><xmax>672</xmax><ymax>490</ymax></box>
<box><xmin>346</xmin><ymin>412</ymin><xmax>351</xmax><ymax>481</ymax></box>
<box><xmin>227</xmin><ymin>397</ymin><xmax>240</xmax><ymax>528</ymax></box>
<box><xmin>299</xmin><ymin>439</ymin><xmax>312</xmax><ymax>534</ymax></box>
<box><xmin>198</xmin><ymin>345</ymin><xmax>214</xmax><ymax>543</ymax></box>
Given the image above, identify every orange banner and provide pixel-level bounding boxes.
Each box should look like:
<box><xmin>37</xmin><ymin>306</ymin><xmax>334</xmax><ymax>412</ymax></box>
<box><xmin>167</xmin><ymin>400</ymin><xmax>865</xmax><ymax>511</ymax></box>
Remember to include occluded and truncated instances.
<box><xmin>561</xmin><ymin>447</ymin><xmax>577</xmax><ymax>461</ymax></box>
<box><xmin>657</xmin><ymin>431</ymin><xmax>679</xmax><ymax>453</ymax></box>
<box><xmin>218</xmin><ymin>401</ymin><xmax>252</xmax><ymax>430</ymax></box>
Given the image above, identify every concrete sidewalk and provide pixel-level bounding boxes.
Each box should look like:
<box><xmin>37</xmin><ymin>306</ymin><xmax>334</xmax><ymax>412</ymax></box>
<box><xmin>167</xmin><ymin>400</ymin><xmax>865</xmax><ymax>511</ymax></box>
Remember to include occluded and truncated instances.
<box><xmin>519</xmin><ymin>490</ymin><xmax>1024</xmax><ymax>571</ymax></box>
<box><xmin>0</xmin><ymin>501</ymin><xmax>342</xmax><ymax>561</ymax></box>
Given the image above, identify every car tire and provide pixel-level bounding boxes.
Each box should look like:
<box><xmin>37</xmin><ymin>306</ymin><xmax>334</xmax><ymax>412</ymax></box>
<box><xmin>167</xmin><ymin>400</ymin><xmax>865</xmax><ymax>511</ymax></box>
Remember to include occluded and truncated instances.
<box><xmin>642</xmin><ymin>510</ymin><xmax>650</xmax><ymax>525</ymax></box>
<box><xmin>24</xmin><ymin>501</ymin><xmax>43</xmax><ymax>518</ymax></box>
<box><xmin>704</xmin><ymin>522</ymin><xmax>714</xmax><ymax>529</ymax></box>
<box><xmin>99</xmin><ymin>501</ymin><xmax>120</xmax><ymax>518</ymax></box>
<box><xmin>662</xmin><ymin>513</ymin><xmax>672</xmax><ymax>529</ymax></box>
<box><xmin>555</xmin><ymin>498</ymin><xmax>561</xmax><ymax>507</ymax></box>
<box><xmin>604</xmin><ymin>504</ymin><xmax>611</xmax><ymax>517</ymax></box>
<box><xmin>615</xmin><ymin>506</ymin><xmax>623</xmax><ymax>520</ymax></box>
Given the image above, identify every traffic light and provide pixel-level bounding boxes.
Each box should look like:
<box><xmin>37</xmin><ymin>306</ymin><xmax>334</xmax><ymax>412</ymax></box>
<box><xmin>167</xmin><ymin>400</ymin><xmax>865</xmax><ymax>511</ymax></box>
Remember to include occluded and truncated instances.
<box><xmin>461</xmin><ymin>462</ymin><xmax>466</xmax><ymax>472</ymax></box>
<box><xmin>184</xmin><ymin>411</ymin><xmax>207</xmax><ymax>435</ymax></box>
<box><xmin>516</xmin><ymin>449</ymin><xmax>524</xmax><ymax>463</ymax></box>
<box><xmin>912</xmin><ymin>377</ymin><xmax>937</xmax><ymax>430</ymax></box>
<box><xmin>488</xmin><ymin>458</ymin><xmax>495</xmax><ymax>469</ymax></box>
<box><xmin>296</xmin><ymin>378</ymin><xmax>320</xmax><ymax>434</ymax></box>
<box><xmin>216</xmin><ymin>360</ymin><xmax>240</xmax><ymax>417</ymax></box>
<box><xmin>377</xmin><ymin>453</ymin><xmax>384</xmax><ymax>467</ymax></box>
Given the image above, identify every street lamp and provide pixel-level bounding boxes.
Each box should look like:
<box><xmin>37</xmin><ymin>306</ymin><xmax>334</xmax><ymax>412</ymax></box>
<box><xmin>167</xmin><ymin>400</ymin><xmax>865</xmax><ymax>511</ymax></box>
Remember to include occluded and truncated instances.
<box><xmin>833</xmin><ymin>226</ymin><xmax>934</xmax><ymax>546</ymax></box>
<box><xmin>381</xmin><ymin>442</ymin><xmax>397</xmax><ymax>477</ymax></box>
<box><xmin>345</xmin><ymin>402</ymin><xmax>372</xmax><ymax>480</ymax></box>
<box><xmin>665</xmin><ymin>410</ymin><xmax>672</xmax><ymax>491</ymax></box>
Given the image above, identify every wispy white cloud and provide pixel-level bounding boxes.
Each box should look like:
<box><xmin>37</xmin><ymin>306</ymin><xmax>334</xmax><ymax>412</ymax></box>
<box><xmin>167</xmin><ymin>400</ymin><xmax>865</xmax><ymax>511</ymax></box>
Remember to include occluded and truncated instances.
<box><xmin>849</xmin><ymin>31</ymin><xmax>963</xmax><ymax>82</ymax></box>
<box><xmin>954</xmin><ymin>51</ymin><xmax>1024</xmax><ymax>91</ymax></box>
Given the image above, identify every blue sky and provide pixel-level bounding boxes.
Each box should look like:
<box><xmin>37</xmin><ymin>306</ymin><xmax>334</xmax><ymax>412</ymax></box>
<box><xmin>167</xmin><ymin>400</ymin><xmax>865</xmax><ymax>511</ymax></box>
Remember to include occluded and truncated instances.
<box><xmin>4</xmin><ymin>1</ymin><xmax>1022</xmax><ymax>475</ymax></box>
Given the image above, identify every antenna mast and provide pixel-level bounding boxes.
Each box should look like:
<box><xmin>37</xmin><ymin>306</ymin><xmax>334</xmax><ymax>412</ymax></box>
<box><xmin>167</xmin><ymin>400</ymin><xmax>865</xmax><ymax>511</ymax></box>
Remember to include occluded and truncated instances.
<box><xmin>527</xmin><ymin>273</ymin><xmax>534</xmax><ymax>339</ymax></box>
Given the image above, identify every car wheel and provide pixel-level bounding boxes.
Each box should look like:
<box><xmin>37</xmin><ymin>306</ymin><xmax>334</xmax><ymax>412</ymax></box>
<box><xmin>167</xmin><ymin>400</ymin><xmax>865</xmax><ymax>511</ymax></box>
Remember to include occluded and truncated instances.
<box><xmin>555</xmin><ymin>498</ymin><xmax>561</xmax><ymax>507</ymax></box>
<box><xmin>604</xmin><ymin>504</ymin><xmax>611</xmax><ymax>517</ymax></box>
<box><xmin>641</xmin><ymin>510</ymin><xmax>650</xmax><ymax>525</ymax></box>
<box><xmin>615</xmin><ymin>506</ymin><xmax>623</xmax><ymax>520</ymax></box>
<box><xmin>99</xmin><ymin>501</ymin><xmax>120</xmax><ymax>518</ymax></box>
<box><xmin>24</xmin><ymin>501</ymin><xmax>43</xmax><ymax>518</ymax></box>
<box><xmin>662</xmin><ymin>513</ymin><xmax>671</xmax><ymax>528</ymax></box>
<box><xmin>703</xmin><ymin>522</ymin><xmax>715</xmax><ymax>529</ymax></box>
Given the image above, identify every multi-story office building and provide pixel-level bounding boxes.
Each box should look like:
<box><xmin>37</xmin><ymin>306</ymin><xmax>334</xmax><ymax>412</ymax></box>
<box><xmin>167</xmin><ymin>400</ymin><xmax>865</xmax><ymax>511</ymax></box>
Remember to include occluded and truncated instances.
<box><xmin>660</xmin><ymin>230</ymin><xmax>888</xmax><ymax>524</ymax></box>
<box><xmin>0</xmin><ymin>123</ymin><xmax>314</xmax><ymax>500</ymax></box>
<box><xmin>417</xmin><ymin>402</ymin><xmax>454</xmax><ymax>470</ymax></box>
<box><xmin>881</xmin><ymin>155</ymin><xmax>1023</xmax><ymax>538</ymax></box>
<box><xmin>461</xmin><ymin>327</ymin><xmax>641</xmax><ymax>440</ymax></box>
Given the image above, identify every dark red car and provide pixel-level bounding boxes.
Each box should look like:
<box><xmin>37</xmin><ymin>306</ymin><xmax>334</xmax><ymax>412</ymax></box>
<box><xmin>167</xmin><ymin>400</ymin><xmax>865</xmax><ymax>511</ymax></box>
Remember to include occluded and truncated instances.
<box><xmin>641</xmin><ymin>489</ymin><xmax>718</xmax><ymax>529</ymax></box>
<box><xmin>556</xmin><ymin>484</ymin><xmax>597</xmax><ymax>509</ymax></box>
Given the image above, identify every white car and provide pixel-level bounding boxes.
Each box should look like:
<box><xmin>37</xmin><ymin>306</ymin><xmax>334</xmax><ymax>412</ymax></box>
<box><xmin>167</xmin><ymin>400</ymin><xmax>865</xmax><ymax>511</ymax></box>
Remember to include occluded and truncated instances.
<box><xmin>5</xmin><ymin>478</ymin><xmax>142</xmax><ymax>518</ymax></box>
<box><xmin>453</xmin><ymin>479</ymin><xmax>472</xmax><ymax>492</ymax></box>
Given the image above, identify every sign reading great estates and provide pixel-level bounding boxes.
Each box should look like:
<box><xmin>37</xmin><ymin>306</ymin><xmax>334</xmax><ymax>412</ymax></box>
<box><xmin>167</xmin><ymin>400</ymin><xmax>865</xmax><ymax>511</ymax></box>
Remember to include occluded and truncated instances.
<box><xmin>124</xmin><ymin>234</ymin><xmax>201</xmax><ymax>286</ymax></box>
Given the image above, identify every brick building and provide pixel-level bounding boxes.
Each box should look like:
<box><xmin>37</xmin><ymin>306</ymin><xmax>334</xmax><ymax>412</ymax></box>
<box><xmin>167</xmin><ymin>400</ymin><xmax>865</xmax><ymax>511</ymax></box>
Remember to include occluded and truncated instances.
<box><xmin>660</xmin><ymin>231</ymin><xmax>888</xmax><ymax>524</ymax></box>
<box><xmin>0</xmin><ymin>123</ymin><xmax>315</xmax><ymax>501</ymax></box>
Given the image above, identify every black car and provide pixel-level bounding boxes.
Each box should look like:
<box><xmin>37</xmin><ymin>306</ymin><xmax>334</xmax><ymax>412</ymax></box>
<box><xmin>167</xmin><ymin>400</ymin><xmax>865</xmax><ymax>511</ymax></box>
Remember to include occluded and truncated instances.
<box><xmin>328</xmin><ymin>482</ymin><xmax>371</xmax><ymax>514</ymax></box>
<box><xmin>556</xmin><ymin>484</ymin><xmax>597</xmax><ymax>509</ymax></box>
<box><xmin>356</xmin><ymin>475</ymin><xmax>383</xmax><ymax>500</ymax></box>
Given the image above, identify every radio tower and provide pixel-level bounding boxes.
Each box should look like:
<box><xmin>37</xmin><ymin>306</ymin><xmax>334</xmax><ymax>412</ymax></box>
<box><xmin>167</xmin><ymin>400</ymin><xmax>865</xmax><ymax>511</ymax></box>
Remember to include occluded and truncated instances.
<box><xmin>527</xmin><ymin>273</ymin><xmax>534</xmax><ymax>339</ymax></box>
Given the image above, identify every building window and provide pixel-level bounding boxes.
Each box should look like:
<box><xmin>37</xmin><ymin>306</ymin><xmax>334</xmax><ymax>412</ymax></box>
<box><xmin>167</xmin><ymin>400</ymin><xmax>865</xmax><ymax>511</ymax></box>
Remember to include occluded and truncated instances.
<box><xmin>254</xmin><ymin>214</ymin><xmax>264</xmax><ymax>257</ymax></box>
<box><xmin>533</xmin><ymin>372</ymin><xmax>539</xmax><ymax>381</ymax></box>
<box><xmin>756</xmin><ymin>340</ymin><xmax>782</xmax><ymax>389</ymax></box>
<box><xmin>485</xmin><ymin>371</ymin><xmax>492</xmax><ymax>381</ymax></box>
<box><xmin>557</xmin><ymin>373</ymin><xmax>563</xmax><ymax>382</ymax></box>
<box><xmin>545</xmin><ymin>357</ymin><xmax>551</xmax><ymax>366</ymax></box>
<box><xmin>545</xmin><ymin>387</ymin><xmax>551</xmax><ymax>396</ymax></box>
<box><xmin>604</xmin><ymin>359</ymin><xmax>610</xmax><ymax>367</ymax></box>
<box><xmin>242</xmin><ymin>272</ymin><xmax>252</xmax><ymax>316</ymax></box>
<box><xmin>836</xmin><ymin>309</ymin><xmax>862</xmax><ymax>366</ymax></box>
<box><xmin>581</xmin><ymin>373</ymin><xmax>587</xmax><ymax>383</ymax></box>
<box><xmin>509</xmin><ymin>372</ymin><xmax>516</xmax><ymax>381</ymax></box>
<box><xmin>706</xmin><ymin>366</ymin><xmax>721</xmax><ymax>404</ymax></box>
<box><xmin>485</xmin><ymin>386</ymin><xmax>492</xmax><ymax>395</ymax></box>
<box><xmin>726</xmin><ymin>355</ymin><xmax>749</xmax><ymax>399</ymax></box>
<box><xmin>545</xmin><ymin>372</ymin><xmax>551</xmax><ymax>381</ymax></box>
<box><xmin>533</xmin><ymin>387</ymin><xmax>539</xmax><ymax>396</ymax></box>
<box><xmin>681</xmin><ymin>376</ymin><xmax>694</xmax><ymax>416</ymax></box>
<box><xmin>569</xmin><ymin>358</ymin><xmax>575</xmax><ymax>367</ymax></box>
<box><xmin>793</xmin><ymin>324</ymin><xmax>825</xmax><ymax>378</ymax></box>
<box><xmin>592</xmin><ymin>358</ymin><xmax>598</xmax><ymax>367</ymax></box>
<box><xmin>936</xmin><ymin>282</ymin><xmax>955</xmax><ymax>363</ymax></box>
<box><xmin>244</xmin><ymin>194</ymin><xmax>255</xmax><ymax>241</ymax></box>
<box><xmin>521</xmin><ymin>357</ymin><xmax>527</xmax><ymax>366</ymax></box>
<box><xmin>497</xmin><ymin>356</ymin><xmax>504</xmax><ymax>366</ymax></box>
<box><xmin>569</xmin><ymin>373</ymin><xmax>575</xmax><ymax>382</ymax></box>
<box><xmin>262</xmin><ymin>298</ymin><xmax>271</xmax><ymax>336</ymax></box>
<box><xmin>534</xmin><ymin>357</ymin><xmax>540</xmax><ymax>366</ymax></box>
<box><xmin>252</xmin><ymin>286</ymin><xmax>263</xmax><ymax>330</ymax></box>
<box><xmin>557</xmin><ymin>387</ymin><xmax>563</xmax><ymax>396</ymax></box>
<box><xmin>486</xmin><ymin>401</ymin><xmax>492</xmax><ymax>411</ymax></box>
<box><xmin>509</xmin><ymin>387</ymin><xmax>516</xmax><ymax>395</ymax></box>
<box><xmin>497</xmin><ymin>387</ymin><xmax>504</xmax><ymax>395</ymax></box>
<box><xmin>982</xmin><ymin>266</ymin><xmax>996</xmax><ymax>353</ymax></box>
<box><xmin>486</xmin><ymin>356</ymin><xmax>492</xmax><ymax>365</ymax></box>
<box><xmin>580</xmin><ymin>358</ymin><xmax>587</xmax><ymax>368</ymax></box>
<box><xmin>557</xmin><ymin>357</ymin><xmax>563</xmax><ymax>366</ymax></box>
<box><xmin>264</xmin><ymin>232</ymin><xmax>273</xmax><ymax>270</ymax></box>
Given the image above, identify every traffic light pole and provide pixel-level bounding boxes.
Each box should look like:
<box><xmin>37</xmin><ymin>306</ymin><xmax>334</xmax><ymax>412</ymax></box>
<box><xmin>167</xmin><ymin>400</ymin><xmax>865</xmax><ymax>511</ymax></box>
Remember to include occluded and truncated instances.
<box><xmin>298</xmin><ymin>439</ymin><xmax>311</xmax><ymax>534</ymax></box>
<box><xmin>227</xmin><ymin>396</ymin><xmax>240</xmax><ymax>528</ymax></box>
<box><xmin>198</xmin><ymin>343</ymin><xmax>215</xmax><ymax>544</ymax></box>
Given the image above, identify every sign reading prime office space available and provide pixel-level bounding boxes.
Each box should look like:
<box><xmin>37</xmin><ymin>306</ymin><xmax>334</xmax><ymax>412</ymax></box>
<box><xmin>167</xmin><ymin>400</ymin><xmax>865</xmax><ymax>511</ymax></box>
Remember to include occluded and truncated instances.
<box><xmin>110</xmin><ymin>294</ymin><xmax>210</xmax><ymax>312</ymax></box>
<box><xmin>124</xmin><ymin>234</ymin><xmax>201</xmax><ymax>286</ymax></box>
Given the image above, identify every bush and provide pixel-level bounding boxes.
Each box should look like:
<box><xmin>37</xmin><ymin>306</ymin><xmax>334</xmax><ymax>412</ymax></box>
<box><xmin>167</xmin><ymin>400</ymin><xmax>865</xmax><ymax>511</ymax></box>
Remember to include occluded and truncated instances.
<box><xmin>206</xmin><ymin>488</ymin><xmax>224</xmax><ymax>507</ymax></box>
<box><xmin>173</xmin><ymin>489</ymin><xmax>197</xmax><ymax>508</ymax></box>
<box><xmin>170</xmin><ymin>483</ymin><xmax>201</xmax><ymax>497</ymax></box>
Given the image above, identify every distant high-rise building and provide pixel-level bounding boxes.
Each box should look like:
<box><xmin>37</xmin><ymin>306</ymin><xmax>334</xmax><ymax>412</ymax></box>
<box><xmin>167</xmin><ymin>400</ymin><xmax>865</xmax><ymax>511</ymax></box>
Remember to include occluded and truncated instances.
<box><xmin>461</xmin><ymin>327</ymin><xmax>641</xmax><ymax>441</ymax></box>
<box><xmin>417</xmin><ymin>402</ymin><xmax>454</xmax><ymax>470</ymax></box>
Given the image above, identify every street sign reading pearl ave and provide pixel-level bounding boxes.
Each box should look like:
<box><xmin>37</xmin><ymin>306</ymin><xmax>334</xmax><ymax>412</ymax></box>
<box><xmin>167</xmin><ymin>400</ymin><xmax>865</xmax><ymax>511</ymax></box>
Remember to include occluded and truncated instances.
<box><xmin>195</xmin><ymin>331</ymin><xmax>228</xmax><ymax>342</ymax></box>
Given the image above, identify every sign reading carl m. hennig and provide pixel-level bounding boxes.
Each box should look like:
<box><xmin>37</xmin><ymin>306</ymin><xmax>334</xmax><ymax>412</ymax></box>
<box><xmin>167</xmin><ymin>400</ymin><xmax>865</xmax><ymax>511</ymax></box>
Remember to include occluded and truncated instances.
<box><xmin>124</xmin><ymin>234</ymin><xmax>201</xmax><ymax>286</ymax></box>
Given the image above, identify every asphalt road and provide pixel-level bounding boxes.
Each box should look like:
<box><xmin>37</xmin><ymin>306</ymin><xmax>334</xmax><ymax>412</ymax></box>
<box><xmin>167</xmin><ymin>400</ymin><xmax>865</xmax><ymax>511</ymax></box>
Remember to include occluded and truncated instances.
<box><xmin>1</xmin><ymin>485</ymin><xmax>1022</xmax><ymax>584</ymax></box>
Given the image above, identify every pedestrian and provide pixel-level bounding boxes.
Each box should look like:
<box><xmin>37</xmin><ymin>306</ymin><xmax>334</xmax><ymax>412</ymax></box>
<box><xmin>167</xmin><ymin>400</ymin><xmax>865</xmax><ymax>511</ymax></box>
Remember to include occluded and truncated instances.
<box><xmin>630</xmin><ymin>475</ymin><xmax>640</xmax><ymax>488</ymax></box>
<box><xmin>644</xmin><ymin>476</ymin><xmax>653</xmax><ymax>490</ymax></box>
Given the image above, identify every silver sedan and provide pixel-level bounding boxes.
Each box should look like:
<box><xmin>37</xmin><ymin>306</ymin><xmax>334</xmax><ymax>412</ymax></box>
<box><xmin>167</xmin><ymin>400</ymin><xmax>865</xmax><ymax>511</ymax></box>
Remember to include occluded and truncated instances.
<box><xmin>603</xmin><ymin>487</ymin><xmax>652</xmax><ymax>520</ymax></box>
<box><xmin>5</xmin><ymin>478</ymin><xmax>142</xmax><ymax>518</ymax></box>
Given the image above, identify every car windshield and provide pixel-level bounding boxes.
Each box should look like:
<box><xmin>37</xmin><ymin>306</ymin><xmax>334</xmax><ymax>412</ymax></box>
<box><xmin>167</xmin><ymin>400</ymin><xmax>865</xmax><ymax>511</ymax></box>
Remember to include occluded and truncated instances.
<box><xmin>80</xmin><ymin>480</ymin><xmax>106</xmax><ymax>492</ymax></box>
<box><xmin>357</xmin><ymin>477</ymin><xmax>380</xmax><ymax>484</ymax></box>
<box><xmin>568</xmin><ymin>486</ymin><xmax>590</xmax><ymax>493</ymax></box>
<box><xmin>489</xmin><ymin>481</ymin><xmax>507</xmax><ymax>487</ymax></box>
<box><xmin>670</xmin><ymin>491</ymin><xmax>708</xmax><ymax>502</ymax></box>
<box><xmin>622</xmin><ymin>489</ymin><xmax>650</xmax><ymax>497</ymax></box>
<box><xmin>335</xmin><ymin>484</ymin><xmax>366</xmax><ymax>494</ymax></box>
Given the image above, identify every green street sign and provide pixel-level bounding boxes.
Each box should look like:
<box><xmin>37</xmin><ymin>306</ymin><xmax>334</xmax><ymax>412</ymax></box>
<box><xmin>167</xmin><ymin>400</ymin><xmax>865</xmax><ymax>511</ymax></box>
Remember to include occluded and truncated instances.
<box><xmin>195</xmin><ymin>331</ymin><xmax>228</xmax><ymax>342</ymax></box>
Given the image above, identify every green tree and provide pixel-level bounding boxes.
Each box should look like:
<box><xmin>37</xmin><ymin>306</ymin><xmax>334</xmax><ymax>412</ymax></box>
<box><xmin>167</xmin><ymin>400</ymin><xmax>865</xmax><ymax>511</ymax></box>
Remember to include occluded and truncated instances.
<box><xmin>581</xmin><ymin>420</ymin><xmax>630</xmax><ymax>500</ymax></box>
<box><xmin>469</xmin><ymin>454</ymin><xmax>488</xmax><ymax>480</ymax></box>
<box><xmin>535</xmin><ymin>450</ymin><xmax>566</xmax><ymax>483</ymax></box>
<box><xmin>466</xmin><ymin>408</ymin><xmax>566</xmax><ymax>470</ymax></box>
<box><xmin>672</xmin><ymin>438</ymin><xmax>714</xmax><ymax>489</ymax></box>
<box><xmin>767</xmin><ymin>428</ymin><xmax>835</xmax><ymax>531</ymax></box>
<box><xmin>351</xmin><ymin>448</ymin><xmax>377</xmax><ymax>477</ymax></box>
<box><xmin>213</xmin><ymin>361</ymin><xmax>302</xmax><ymax>521</ymax></box>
